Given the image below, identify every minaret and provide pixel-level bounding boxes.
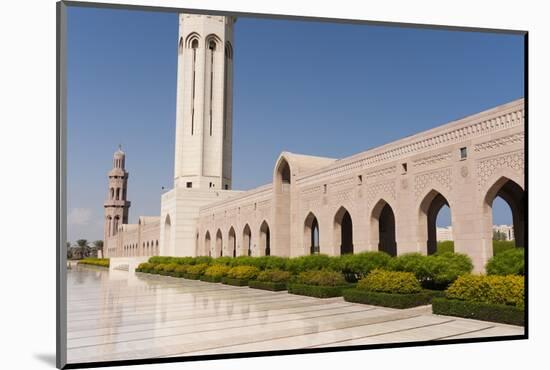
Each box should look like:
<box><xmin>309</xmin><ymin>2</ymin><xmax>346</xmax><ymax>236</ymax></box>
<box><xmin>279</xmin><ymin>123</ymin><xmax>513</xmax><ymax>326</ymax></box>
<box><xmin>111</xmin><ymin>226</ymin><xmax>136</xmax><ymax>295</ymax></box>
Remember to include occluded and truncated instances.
<box><xmin>103</xmin><ymin>146</ymin><xmax>131</xmax><ymax>244</ymax></box>
<box><xmin>173</xmin><ymin>14</ymin><xmax>235</xmax><ymax>190</ymax></box>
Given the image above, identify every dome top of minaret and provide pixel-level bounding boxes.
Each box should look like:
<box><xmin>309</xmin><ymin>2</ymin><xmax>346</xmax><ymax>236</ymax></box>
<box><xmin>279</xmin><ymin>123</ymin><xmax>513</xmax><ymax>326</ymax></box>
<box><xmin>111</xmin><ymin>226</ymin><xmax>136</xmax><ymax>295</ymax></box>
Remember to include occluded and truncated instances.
<box><xmin>114</xmin><ymin>145</ymin><xmax>125</xmax><ymax>158</ymax></box>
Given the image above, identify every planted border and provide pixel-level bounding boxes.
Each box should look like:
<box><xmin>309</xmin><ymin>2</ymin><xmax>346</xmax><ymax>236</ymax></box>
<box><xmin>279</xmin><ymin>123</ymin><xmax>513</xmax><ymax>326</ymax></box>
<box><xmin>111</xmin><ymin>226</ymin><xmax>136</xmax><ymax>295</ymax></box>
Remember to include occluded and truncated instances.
<box><xmin>221</xmin><ymin>277</ymin><xmax>249</xmax><ymax>286</ymax></box>
<box><xmin>343</xmin><ymin>288</ymin><xmax>432</xmax><ymax>309</ymax></box>
<box><xmin>287</xmin><ymin>283</ymin><xmax>351</xmax><ymax>298</ymax></box>
<box><xmin>432</xmin><ymin>297</ymin><xmax>524</xmax><ymax>326</ymax></box>
<box><xmin>183</xmin><ymin>273</ymin><xmax>201</xmax><ymax>280</ymax></box>
<box><xmin>248</xmin><ymin>280</ymin><xmax>288</xmax><ymax>291</ymax></box>
<box><xmin>200</xmin><ymin>275</ymin><xmax>223</xmax><ymax>283</ymax></box>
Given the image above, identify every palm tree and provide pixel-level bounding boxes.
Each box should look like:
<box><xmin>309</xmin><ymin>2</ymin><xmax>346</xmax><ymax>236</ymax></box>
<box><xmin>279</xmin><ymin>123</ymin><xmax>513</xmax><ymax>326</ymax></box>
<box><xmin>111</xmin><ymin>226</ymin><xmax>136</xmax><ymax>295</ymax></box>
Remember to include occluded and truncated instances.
<box><xmin>92</xmin><ymin>240</ymin><xmax>104</xmax><ymax>258</ymax></box>
<box><xmin>75</xmin><ymin>239</ymin><xmax>90</xmax><ymax>259</ymax></box>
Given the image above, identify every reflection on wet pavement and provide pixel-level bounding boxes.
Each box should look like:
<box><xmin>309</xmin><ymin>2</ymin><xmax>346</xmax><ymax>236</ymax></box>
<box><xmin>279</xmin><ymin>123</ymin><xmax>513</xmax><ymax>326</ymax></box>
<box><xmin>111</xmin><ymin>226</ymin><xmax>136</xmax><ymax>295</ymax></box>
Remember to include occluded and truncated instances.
<box><xmin>67</xmin><ymin>265</ymin><xmax>524</xmax><ymax>364</ymax></box>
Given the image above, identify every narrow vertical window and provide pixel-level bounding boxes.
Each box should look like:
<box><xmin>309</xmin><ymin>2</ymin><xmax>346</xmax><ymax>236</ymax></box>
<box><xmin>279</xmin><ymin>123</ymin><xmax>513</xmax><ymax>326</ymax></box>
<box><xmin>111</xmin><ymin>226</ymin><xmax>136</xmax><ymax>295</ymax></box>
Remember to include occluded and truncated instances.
<box><xmin>191</xmin><ymin>38</ymin><xmax>198</xmax><ymax>135</ymax></box>
<box><xmin>209</xmin><ymin>40</ymin><xmax>216</xmax><ymax>136</ymax></box>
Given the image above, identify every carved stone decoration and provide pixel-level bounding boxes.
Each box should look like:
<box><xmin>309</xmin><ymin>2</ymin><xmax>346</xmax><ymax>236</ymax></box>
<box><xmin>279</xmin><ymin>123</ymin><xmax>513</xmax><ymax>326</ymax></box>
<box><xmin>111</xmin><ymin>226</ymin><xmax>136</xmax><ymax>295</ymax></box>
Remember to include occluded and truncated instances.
<box><xmin>474</xmin><ymin>133</ymin><xmax>524</xmax><ymax>152</ymax></box>
<box><xmin>414</xmin><ymin>167</ymin><xmax>452</xmax><ymax>198</ymax></box>
<box><xmin>413</xmin><ymin>151</ymin><xmax>451</xmax><ymax>168</ymax></box>
<box><xmin>366</xmin><ymin>180</ymin><xmax>396</xmax><ymax>206</ymax></box>
<box><xmin>461</xmin><ymin>166</ymin><xmax>469</xmax><ymax>178</ymax></box>
<box><xmin>477</xmin><ymin>150</ymin><xmax>524</xmax><ymax>188</ymax></box>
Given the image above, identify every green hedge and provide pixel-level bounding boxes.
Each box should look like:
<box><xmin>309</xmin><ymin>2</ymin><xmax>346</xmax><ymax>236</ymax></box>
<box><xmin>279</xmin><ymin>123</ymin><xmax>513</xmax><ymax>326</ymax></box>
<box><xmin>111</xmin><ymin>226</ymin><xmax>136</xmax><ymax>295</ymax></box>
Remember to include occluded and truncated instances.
<box><xmin>226</xmin><ymin>265</ymin><xmax>260</xmax><ymax>280</ymax></box>
<box><xmin>256</xmin><ymin>269</ymin><xmax>291</xmax><ymax>283</ymax></box>
<box><xmin>204</xmin><ymin>265</ymin><xmax>231</xmax><ymax>278</ymax></box>
<box><xmin>389</xmin><ymin>252</ymin><xmax>473</xmax><ymax>290</ymax></box>
<box><xmin>486</xmin><ymin>248</ymin><xmax>524</xmax><ymax>276</ymax></box>
<box><xmin>183</xmin><ymin>273</ymin><xmax>201</xmax><ymax>280</ymax></box>
<box><xmin>343</xmin><ymin>289</ymin><xmax>432</xmax><ymax>309</ymax></box>
<box><xmin>288</xmin><ymin>283</ymin><xmax>351</xmax><ymax>298</ymax></box>
<box><xmin>493</xmin><ymin>240</ymin><xmax>517</xmax><ymax>255</ymax></box>
<box><xmin>221</xmin><ymin>277</ymin><xmax>249</xmax><ymax>286</ymax></box>
<box><xmin>329</xmin><ymin>251</ymin><xmax>392</xmax><ymax>281</ymax></box>
<box><xmin>200</xmin><ymin>274</ymin><xmax>223</xmax><ymax>283</ymax></box>
<box><xmin>446</xmin><ymin>274</ymin><xmax>524</xmax><ymax>309</ymax></box>
<box><xmin>248</xmin><ymin>280</ymin><xmax>288</xmax><ymax>291</ymax></box>
<box><xmin>296</xmin><ymin>270</ymin><xmax>347</xmax><ymax>286</ymax></box>
<box><xmin>432</xmin><ymin>298</ymin><xmax>524</xmax><ymax>326</ymax></box>
<box><xmin>357</xmin><ymin>269</ymin><xmax>422</xmax><ymax>294</ymax></box>
<box><xmin>436</xmin><ymin>241</ymin><xmax>454</xmax><ymax>254</ymax></box>
<box><xmin>78</xmin><ymin>258</ymin><xmax>110</xmax><ymax>268</ymax></box>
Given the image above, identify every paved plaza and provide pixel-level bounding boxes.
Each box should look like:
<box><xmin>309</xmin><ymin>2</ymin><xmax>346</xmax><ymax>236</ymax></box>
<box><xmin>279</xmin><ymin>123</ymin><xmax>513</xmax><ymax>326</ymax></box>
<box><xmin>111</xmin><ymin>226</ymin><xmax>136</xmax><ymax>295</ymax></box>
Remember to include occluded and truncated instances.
<box><xmin>67</xmin><ymin>265</ymin><xmax>524</xmax><ymax>364</ymax></box>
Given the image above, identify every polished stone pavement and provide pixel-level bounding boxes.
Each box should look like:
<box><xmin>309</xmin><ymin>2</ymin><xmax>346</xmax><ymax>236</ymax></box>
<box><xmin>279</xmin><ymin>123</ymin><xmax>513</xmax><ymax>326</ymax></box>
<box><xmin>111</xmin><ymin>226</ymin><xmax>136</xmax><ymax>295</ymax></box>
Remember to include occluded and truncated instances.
<box><xmin>67</xmin><ymin>265</ymin><xmax>524</xmax><ymax>364</ymax></box>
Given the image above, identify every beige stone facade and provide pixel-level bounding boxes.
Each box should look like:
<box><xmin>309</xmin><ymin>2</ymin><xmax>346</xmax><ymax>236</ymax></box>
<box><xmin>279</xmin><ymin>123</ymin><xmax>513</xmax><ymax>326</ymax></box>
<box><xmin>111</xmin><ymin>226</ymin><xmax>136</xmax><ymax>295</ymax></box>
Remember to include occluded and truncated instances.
<box><xmin>105</xmin><ymin>13</ymin><xmax>525</xmax><ymax>273</ymax></box>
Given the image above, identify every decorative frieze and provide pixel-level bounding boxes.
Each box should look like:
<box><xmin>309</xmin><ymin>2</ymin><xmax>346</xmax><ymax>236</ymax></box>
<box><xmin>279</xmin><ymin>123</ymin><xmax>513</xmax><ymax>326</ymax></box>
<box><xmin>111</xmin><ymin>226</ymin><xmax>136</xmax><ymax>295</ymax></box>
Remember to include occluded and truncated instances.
<box><xmin>414</xmin><ymin>167</ymin><xmax>452</xmax><ymax>198</ymax></box>
<box><xmin>366</xmin><ymin>180</ymin><xmax>396</xmax><ymax>205</ymax></box>
<box><xmin>477</xmin><ymin>150</ymin><xmax>524</xmax><ymax>188</ymax></box>
<box><xmin>474</xmin><ymin>133</ymin><xmax>524</xmax><ymax>152</ymax></box>
<box><xmin>413</xmin><ymin>151</ymin><xmax>451</xmax><ymax>168</ymax></box>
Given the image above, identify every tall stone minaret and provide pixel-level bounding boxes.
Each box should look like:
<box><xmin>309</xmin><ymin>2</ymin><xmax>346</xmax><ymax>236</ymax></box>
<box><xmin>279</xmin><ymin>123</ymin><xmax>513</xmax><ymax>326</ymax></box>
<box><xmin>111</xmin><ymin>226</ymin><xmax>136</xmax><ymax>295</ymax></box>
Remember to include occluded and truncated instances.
<box><xmin>103</xmin><ymin>146</ymin><xmax>131</xmax><ymax>246</ymax></box>
<box><xmin>173</xmin><ymin>14</ymin><xmax>235</xmax><ymax>191</ymax></box>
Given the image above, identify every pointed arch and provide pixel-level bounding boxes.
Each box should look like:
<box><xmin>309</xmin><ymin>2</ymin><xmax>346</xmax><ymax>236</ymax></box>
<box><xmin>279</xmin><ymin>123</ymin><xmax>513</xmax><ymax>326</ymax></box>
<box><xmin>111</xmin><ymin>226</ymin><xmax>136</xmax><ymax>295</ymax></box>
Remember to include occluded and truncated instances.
<box><xmin>225</xmin><ymin>41</ymin><xmax>233</xmax><ymax>59</ymax></box>
<box><xmin>243</xmin><ymin>224</ymin><xmax>252</xmax><ymax>256</ymax></box>
<box><xmin>484</xmin><ymin>176</ymin><xmax>525</xmax><ymax>248</ymax></box>
<box><xmin>304</xmin><ymin>212</ymin><xmax>320</xmax><ymax>254</ymax></box>
<box><xmin>205</xmin><ymin>231</ymin><xmax>211</xmax><ymax>257</ymax></box>
<box><xmin>371</xmin><ymin>199</ymin><xmax>397</xmax><ymax>256</ymax></box>
<box><xmin>205</xmin><ymin>34</ymin><xmax>222</xmax><ymax>50</ymax></box>
<box><xmin>216</xmin><ymin>229</ymin><xmax>223</xmax><ymax>257</ymax></box>
<box><xmin>260</xmin><ymin>221</ymin><xmax>271</xmax><ymax>256</ymax></box>
<box><xmin>228</xmin><ymin>227</ymin><xmax>236</xmax><ymax>257</ymax></box>
<box><xmin>334</xmin><ymin>206</ymin><xmax>353</xmax><ymax>255</ymax></box>
<box><xmin>185</xmin><ymin>32</ymin><xmax>201</xmax><ymax>49</ymax></box>
<box><xmin>419</xmin><ymin>189</ymin><xmax>451</xmax><ymax>255</ymax></box>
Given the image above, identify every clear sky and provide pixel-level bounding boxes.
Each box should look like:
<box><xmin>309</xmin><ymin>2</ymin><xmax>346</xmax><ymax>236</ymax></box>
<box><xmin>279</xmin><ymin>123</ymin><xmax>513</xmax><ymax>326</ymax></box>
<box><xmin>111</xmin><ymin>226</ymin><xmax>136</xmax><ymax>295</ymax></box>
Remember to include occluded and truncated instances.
<box><xmin>66</xmin><ymin>6</ymin><xmax>524</xmax><ymax>243</ymax></box>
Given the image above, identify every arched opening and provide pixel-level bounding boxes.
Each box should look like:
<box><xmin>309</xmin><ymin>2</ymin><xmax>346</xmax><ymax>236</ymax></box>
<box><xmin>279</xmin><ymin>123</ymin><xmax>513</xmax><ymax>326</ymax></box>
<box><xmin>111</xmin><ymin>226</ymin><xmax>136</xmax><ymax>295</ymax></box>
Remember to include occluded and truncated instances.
<box><xmin>216</xmin><ymin>229</ymin><xmax>223</xmax><ymax>257</ymax></box>
<box><xmin>419</xmin><ymin>190</ymin><xmax>451</xmax><ymax>255</ymax></box>
<box><xmin>334</xmin><ymin>207</ymin><xmax>353</xmax><ymax>255</ymax></box>
<box><xmin>115</xmin><ymin>188</ymin><xmax>120</xmax><ymax>200</ymax></box>
<box><xmin>243</xmin><ymin>224</ymin><xmax>252</xmax><ymax>256</ymax></box>
<box><xmin>372</xmin><ymin>200</ymin><xmax>397</xmax><ymax>256</ymax></box>
<box><xmin>205</xmin><ymin>231</ymin><xmax>211</xmax><ymax>257</ymax></box>
<box><xmin>485</xmin><ymin>177</ymin><xmax>525</xmax><ymax>249</ymax></box>
<box><xmin>113</xmin><ymin>216</ymin><xmax>120</xmax><ymax>236</ymax></box>
<box><xmin>110</xmin><ymin>188</ymin><xmax>114</xmax><ymax>200</ymax></box>
<box><xmin>107</xmin><ymin>216</ymin><xmax>112</xmax><ymax>237</ymax></box>
<box><xmin>164</xmin><ymin>214</ymin><xmax>172</xmax><ymax>254</ymax></box>
<box><xmin>260</xmin><ymin>221</ymin><xmax>271</xmax><ymax>256</ymax></box>
<box><xmin>277</xmin><ymin>159</ymin><xmax>291</xmax><ymax>186</ymax></box>
<box><xmin>228</xmin><ymin>227</ymin><xmax>236</xmax><ymax>257</ymax></box>
<box><xmin>304</xmin><ymin>212</ymin><xmax>320</xmax><ymax>254</ymax></box>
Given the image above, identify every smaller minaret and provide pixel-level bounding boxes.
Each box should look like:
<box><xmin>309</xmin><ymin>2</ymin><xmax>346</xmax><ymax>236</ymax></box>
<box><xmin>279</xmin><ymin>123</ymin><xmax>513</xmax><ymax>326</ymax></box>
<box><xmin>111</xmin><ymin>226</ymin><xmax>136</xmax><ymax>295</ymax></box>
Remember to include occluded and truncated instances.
<box><xmin>103</xmin><ymin>146</ymin><xmax>131</xmax><ymax>246</ymax></box>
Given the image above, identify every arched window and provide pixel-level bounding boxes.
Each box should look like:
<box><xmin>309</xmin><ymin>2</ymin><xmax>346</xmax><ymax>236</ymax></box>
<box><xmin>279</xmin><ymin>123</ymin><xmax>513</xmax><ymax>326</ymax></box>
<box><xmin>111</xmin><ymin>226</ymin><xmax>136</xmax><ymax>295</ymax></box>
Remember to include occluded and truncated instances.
<box><xmin>116</xmin><ymin>188</ymin><xmax>120</xmax><ymax>200</ymax></box>
<box><xmin>164</xmin><ymin>214</ymin><xmax>172</xmax><ymax>254</ymax></box>
<box><xmin>110</xmin><ymin>188</ymin><xmax>114</xmax><ymax>200</ymax></box>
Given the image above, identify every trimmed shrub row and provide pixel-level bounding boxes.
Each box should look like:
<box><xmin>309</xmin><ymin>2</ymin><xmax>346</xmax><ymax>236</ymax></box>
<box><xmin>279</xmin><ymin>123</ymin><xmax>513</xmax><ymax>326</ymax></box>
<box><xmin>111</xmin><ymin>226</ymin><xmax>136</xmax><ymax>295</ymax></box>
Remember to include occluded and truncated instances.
<box><xmin>287</xmin><ymin>283</ymin><xmax>351</xmax><ymax>298</ymax></box>
<box><xmin>248</xmin><ymin>280</ymin><xmax>288</xmax><ymax>291</ymax></box>
<box><xmin>486</xmin><ymin>248</ymin><xmax>524</xmax><ymax>276</ymax></box>
<box><xmin>144</xmin><ymin>251</ymin><xmax>473</xmax><ymax>288</ymax></box>
<box><xmin>445</xmin><ymin>274</ymin><xmax>524</xmax><ymax>309</ymax></box>
<box><xmin>432</xmin><ymin>297</ymin><xmax>524</xmax><ymax>326</ymax></box>
<box><xmin>343</xmin><ymin>289</ymin><xmax>433</xmax><ymax>309</ymax></box>
<box><xmin>77</xmin><ymin>258</ymin><xmax>110</xmax><ymax>268</ymax></box>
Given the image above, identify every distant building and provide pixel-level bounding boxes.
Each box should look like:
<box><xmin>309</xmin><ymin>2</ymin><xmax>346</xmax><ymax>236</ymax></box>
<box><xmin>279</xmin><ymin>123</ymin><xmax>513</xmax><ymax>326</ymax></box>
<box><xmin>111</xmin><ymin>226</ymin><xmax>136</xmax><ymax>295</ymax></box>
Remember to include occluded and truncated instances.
<box><xmin>436</xmin><ymin>225</ymin><xmax>514</xmax><ymax>242</ymax></box>
<box><xmin>436</xmin><ymin>226</ymin><xmax>453</xmax><ymax>241</ymax></box>
<box><xmin>493</xmin><ymin>225</ymin><xmax>515</xmax><ymax>241</ymax></box>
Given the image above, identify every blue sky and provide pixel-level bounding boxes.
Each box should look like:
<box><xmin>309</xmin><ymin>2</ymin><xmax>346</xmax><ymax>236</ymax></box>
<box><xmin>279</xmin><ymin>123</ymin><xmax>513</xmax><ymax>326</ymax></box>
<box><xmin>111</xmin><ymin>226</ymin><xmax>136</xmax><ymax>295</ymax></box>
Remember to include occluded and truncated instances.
<box><xmin>66</xmin><ymin>6</ymin><xmax>524</xmax><ymax>243</ymax></box>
